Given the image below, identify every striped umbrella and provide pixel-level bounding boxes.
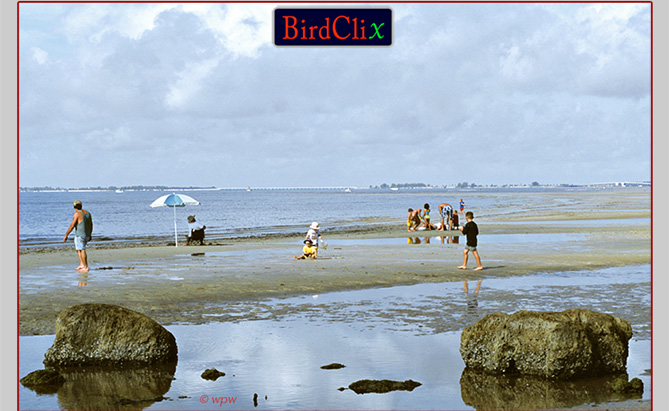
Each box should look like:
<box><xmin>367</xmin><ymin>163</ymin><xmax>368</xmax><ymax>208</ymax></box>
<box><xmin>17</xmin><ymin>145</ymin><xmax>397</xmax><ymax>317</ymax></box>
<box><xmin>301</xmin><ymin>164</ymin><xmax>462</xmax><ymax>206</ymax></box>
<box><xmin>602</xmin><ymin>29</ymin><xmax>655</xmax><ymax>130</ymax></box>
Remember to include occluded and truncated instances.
<box><xmin>150</xmin><ymin>193</ymin><xmax>200</xmax><ymax>246</ymax></box>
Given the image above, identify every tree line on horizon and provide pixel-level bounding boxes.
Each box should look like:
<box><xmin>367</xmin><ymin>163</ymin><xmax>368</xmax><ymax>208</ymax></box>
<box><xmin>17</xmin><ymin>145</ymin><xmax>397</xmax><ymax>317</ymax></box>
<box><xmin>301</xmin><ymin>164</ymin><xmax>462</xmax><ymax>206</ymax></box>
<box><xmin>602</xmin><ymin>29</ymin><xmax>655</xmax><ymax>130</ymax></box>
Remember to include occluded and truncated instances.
<box><xmin>19</xmin><ymin>185</ymin><xmax>217</xmax><ymax>192</ymax></box>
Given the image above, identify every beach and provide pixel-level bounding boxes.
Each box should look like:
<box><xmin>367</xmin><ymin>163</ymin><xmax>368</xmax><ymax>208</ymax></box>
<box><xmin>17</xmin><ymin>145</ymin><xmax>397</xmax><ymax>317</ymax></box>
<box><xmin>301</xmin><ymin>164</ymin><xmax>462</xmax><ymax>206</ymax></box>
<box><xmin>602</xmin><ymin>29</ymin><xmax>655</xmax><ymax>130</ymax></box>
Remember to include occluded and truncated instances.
<box><xmin>19</xmin><ymin>189</ymin><xmax>650</xmax><ymax>336</ymax></box>
<box><xmin>18</xmin><ymin>188</ymin><xmax>652</xmax><ymax>410</ymax></box>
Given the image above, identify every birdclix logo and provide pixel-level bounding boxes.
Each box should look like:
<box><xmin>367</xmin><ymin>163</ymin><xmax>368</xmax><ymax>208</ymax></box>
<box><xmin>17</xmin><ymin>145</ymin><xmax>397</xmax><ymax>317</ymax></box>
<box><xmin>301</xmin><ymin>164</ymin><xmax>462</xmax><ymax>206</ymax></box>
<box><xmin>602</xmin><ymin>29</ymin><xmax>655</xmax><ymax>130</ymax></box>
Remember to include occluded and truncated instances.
<box><xmin>274</xmin><ymin>8</ymin><xmax>393</xmax><ymax>47</ymax></box>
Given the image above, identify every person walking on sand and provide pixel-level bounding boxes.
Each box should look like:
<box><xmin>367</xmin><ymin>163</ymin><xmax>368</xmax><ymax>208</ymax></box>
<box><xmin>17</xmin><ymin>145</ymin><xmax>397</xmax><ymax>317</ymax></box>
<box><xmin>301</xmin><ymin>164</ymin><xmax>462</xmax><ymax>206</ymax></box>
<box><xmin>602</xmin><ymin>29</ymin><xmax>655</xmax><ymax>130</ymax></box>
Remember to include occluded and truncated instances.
<box><xmin>305</xmin><ymin>222</ymin><xmax>323</xmax><ymax>248</ymax></box>
<box><xmin>63</xmin><ymin>200</ymin><xmax>93</xmax><ymax>273</ymax></box>
<box><xmin>407</xmin><ymin>208</ymin><xmax>422</xmax><ymax>231</ymax></box>
<box><xmin>459</xmin><ymin>198</ymin><xmax>465</xmax><ymax>214</ymax></box>
<box><xmin>438</xmin><ymin>203</ymin><xmax>453</xmax><ymax>231</ymax></box>
<box><xmin>458</xmin><ymin>211</ymin><xmax>482</xmax><ymax>271</ymax></box>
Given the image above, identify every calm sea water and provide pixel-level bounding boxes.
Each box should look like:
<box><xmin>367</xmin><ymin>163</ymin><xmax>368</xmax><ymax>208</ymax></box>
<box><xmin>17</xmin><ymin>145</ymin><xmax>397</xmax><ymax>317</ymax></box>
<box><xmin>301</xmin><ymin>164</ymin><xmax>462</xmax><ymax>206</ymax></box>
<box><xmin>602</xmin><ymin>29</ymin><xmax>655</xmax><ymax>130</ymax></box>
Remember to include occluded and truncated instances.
<box><xmin>18</xmin><ymin>187</ymin><xmax>626</xmax><ymax>248</ymax></box>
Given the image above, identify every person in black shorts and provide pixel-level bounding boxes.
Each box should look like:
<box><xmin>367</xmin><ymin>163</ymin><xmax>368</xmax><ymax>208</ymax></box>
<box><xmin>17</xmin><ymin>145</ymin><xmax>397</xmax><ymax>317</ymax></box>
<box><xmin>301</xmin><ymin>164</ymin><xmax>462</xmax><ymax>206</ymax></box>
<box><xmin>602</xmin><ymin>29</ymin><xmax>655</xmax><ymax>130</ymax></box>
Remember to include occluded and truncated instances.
<box><xmin>458</xmin><ymin>211</ymin><xmax>483</xmax><ymax>271</ymax></box>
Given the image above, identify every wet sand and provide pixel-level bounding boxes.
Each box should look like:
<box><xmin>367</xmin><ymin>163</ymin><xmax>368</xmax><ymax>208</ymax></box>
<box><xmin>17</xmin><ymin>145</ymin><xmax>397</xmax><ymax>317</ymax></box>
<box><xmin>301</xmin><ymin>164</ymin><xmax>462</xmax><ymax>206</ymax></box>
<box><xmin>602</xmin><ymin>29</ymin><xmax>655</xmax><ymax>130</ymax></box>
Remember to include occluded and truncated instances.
<box><xmin>19</xmin><ymin>192</ymin><xmax>650</xmax><ymax>336</ymax></box>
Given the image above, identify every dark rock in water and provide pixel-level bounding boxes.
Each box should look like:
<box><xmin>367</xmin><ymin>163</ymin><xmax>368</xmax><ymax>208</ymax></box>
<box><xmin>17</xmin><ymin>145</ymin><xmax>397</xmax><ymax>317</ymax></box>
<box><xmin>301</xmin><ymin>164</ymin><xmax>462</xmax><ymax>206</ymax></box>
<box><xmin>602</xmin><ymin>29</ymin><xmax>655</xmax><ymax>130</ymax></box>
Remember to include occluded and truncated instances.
<box><xmin>20</xmin><ymin>369</ymin><xmax>65</xmax><ymax>394</ymax></box>
<box><xmin>460</xmin><ymin>309</ymin><xmax>632</xmax><ymax>380</ymax></box>
<box><xmin>253</xmin><ymin>393</ymin><xmax>258</xmax><ymax>407</ymax></box>
<box><xmin>337</xmin><ymin>387</ymin><xmax>347</xmax><ymax>391</ymax></box>
<box><xmin>115</xmin><ymin>395</ymin><xmax>166</xmax><ymax>405</ymax></box>
<box><xmin>43</xmin><ymin>304</ymin><xmax>178</xmax><ymax>367</ymax></box>
<box><xmin>321</xmin><ymin>363</ymin><xmax>346</xmax><ymax>370</ymax></box>
<box><xmin>201</xmin><ymin>368</ymin><xmax>226</xmax><ymax>380</ymax></box>
<box><xmin>612</xmin><ymin>376</ymin><xmax>644</xmax><ymax>394</ymax></box>
<box><xmin>348</xmin><ymin>379</ymin><xmax>422</xmax><ymax>394</ymax></box>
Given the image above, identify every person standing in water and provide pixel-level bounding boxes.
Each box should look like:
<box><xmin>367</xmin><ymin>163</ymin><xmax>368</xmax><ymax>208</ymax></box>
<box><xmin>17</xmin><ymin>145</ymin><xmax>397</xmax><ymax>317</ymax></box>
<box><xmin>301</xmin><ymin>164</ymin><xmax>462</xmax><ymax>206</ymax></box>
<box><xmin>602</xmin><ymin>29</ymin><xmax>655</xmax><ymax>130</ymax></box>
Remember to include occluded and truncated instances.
<box><xmin>63</xmin><ymin>200</ymin><xmax>93</xmax><ymax>273</ymax></box>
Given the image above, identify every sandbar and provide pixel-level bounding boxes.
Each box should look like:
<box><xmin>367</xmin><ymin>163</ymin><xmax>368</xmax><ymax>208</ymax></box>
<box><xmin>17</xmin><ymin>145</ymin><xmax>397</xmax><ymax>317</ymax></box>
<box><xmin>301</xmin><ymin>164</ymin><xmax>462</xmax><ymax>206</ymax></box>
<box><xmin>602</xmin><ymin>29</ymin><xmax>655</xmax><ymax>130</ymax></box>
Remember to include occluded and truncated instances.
<box><xmin>19</xmin><ymin>195</ymin><xmax>650</xmax><ymax>336</ymax></box>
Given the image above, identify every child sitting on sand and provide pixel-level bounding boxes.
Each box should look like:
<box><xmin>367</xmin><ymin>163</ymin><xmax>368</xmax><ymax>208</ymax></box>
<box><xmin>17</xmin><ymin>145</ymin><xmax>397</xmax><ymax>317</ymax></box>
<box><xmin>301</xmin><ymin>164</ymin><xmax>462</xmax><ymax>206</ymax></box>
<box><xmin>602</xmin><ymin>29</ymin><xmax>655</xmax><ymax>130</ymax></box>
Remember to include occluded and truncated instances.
<box><xmin>294</xmin><ymin>239</ymin><xmax>318</xmax><ymax>260</ymax></box>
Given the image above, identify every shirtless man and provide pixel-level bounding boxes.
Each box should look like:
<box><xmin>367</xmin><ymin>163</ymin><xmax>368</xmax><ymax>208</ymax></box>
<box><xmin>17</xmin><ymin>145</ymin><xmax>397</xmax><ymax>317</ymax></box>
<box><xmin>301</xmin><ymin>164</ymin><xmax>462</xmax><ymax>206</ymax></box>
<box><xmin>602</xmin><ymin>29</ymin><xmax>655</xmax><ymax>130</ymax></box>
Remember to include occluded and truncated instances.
<box><xmin>407</xmin><ymin>208</ymin><xmax>422</xmax><ymax>231</ymax></box>
<box><xmin>438</xmin><ymin>203</ymin><xmax>453</xmax><ymax>231</ymax></box>
<box><xmin>63</xmin><ymin>200</ymin><xmax>93</xmax><ymax>273</ymax></box>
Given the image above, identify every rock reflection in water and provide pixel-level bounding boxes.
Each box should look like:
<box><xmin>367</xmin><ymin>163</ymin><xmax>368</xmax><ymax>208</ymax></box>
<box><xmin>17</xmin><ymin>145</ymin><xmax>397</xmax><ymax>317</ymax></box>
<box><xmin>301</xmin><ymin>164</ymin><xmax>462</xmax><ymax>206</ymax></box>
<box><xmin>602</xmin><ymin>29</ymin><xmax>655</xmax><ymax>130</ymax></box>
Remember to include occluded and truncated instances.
<box><xmin>55</xmin><ymin>363</ymin><xmax>176</xmax><ymax>411</ymax></box>
<box><xmin>460</xmin><ymin>369</ymin><xmax>641</xmax><ymax>411</ymax></box>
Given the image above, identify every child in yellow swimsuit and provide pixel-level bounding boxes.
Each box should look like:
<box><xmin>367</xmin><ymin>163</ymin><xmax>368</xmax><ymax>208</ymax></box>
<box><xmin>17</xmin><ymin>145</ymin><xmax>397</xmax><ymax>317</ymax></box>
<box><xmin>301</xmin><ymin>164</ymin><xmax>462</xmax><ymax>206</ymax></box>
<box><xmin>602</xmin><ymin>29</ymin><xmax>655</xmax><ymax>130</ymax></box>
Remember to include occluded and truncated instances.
<box><xmin>294</xmin><ymin>239</ymin><xmax>318</xmax><ymax>260</ymax></box>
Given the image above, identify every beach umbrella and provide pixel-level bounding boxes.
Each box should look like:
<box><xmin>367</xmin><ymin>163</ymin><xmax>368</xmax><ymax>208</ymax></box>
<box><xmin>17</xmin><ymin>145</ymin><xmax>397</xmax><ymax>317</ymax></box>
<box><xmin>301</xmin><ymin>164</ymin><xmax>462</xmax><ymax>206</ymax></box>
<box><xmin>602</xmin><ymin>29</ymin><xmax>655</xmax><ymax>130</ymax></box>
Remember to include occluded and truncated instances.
<box><xmin>150</xmin><ymin>193</ymin><xmax>200</xmax><ymax>247</ymax></box>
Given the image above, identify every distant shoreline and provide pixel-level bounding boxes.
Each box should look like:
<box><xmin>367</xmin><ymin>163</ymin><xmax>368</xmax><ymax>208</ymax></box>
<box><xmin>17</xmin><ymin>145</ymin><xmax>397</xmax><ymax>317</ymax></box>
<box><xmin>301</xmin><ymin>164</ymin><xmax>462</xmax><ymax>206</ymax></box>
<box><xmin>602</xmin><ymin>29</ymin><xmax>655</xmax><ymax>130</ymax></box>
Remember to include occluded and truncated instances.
<box><xmin>18</xmin><ymin>183</ymin><xmax>651</xmax><ymax>193</ymax></box>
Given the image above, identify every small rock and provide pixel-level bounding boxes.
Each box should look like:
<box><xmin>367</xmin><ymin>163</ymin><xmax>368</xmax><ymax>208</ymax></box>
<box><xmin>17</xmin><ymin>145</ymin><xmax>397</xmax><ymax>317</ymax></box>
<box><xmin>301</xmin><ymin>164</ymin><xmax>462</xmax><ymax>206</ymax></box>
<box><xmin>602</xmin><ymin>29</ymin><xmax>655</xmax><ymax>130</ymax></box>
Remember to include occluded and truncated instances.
<box><xmin>201</xmin><ymin>368</ymin><xmax>226</xmax><ymax>381</ymax></box>
<box><xmin>116</xmin><ymin>396</ymin><xmax>166</xmax><ymax>405</ymax></box>
<box><xmin>20</xmin><ymin>369</ymin><xmax>65</xmax><ymax>394</ymax></box>
<box><xmin>321</xmin><ymin>363</ymin><xmax>346</xmax><ymax>370</ymax></box>
<box><xmin>612</xmin><ymin>376</ymin><xmax>644</xmax><ymax>394</ymax></box>
<box><xmin>348</xmin><ymin>379</ymin><xmax>422</xmax><ymax>394</ymax></box>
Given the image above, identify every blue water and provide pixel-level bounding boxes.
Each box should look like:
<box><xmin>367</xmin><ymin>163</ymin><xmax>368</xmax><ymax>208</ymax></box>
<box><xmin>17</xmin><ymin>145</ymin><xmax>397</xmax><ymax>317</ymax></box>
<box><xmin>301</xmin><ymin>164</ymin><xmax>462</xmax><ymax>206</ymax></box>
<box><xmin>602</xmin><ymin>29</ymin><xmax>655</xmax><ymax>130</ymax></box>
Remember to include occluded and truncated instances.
<box><xmin>19</xmin><ymin>187</ymin><xmax>635</xmax><ymax>248</ymax></box>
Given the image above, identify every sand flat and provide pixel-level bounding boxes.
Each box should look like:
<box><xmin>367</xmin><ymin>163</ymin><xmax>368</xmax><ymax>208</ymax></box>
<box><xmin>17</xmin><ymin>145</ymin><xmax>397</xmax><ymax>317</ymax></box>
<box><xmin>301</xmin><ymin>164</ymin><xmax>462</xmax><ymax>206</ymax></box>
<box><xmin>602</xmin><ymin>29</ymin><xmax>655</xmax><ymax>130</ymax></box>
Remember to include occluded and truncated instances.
<box><xmin>19</xmin><ymin>197</ymin><xmax>650</xmax><ymax>336</ymax></box>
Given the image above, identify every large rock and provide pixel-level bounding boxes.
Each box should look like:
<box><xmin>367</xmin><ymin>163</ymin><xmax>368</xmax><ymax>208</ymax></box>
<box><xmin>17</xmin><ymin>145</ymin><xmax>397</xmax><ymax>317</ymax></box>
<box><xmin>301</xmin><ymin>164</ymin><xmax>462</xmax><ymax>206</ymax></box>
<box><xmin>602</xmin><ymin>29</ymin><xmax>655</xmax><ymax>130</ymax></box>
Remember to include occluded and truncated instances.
<box><xmin>460</xmin><ymin>309</ymin><xmax>632</xmax><ymax>380</ymax></box>
<box><xmin>43</xmin><ymin>304</ymin><xmax>178</xmax><ymax>367</ymax></box>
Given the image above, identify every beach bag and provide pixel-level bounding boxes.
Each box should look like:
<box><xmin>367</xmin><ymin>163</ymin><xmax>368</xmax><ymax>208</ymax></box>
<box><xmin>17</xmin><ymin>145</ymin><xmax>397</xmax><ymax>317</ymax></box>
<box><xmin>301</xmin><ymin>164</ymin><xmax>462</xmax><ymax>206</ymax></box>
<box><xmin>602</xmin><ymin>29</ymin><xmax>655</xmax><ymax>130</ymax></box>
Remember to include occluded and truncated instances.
<box><xmin>319</xmin><ymin>239</ymin><xmax>328</xmax><ymax>250</ymax></box>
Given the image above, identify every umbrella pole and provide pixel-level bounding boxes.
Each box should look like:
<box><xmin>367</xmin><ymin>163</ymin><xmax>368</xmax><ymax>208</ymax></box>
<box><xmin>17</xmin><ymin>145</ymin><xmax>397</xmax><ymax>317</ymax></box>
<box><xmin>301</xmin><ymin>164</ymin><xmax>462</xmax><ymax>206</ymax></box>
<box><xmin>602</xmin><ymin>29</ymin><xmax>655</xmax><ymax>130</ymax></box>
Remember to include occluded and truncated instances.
<box><xmin>173</xmin><ymin>206</ymin><xmax>178</xmax><ymax>247</ymax></box>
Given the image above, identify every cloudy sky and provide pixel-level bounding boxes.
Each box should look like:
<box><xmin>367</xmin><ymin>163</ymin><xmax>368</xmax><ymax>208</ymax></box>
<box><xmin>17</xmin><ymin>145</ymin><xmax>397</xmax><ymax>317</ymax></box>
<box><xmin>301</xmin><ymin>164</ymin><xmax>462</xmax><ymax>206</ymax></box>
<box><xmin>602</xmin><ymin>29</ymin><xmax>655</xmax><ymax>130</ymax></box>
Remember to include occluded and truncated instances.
<box><xmin>18</xmin><ymin>2</ymin><xmax>651</xmax><ymax>188</ymax></box>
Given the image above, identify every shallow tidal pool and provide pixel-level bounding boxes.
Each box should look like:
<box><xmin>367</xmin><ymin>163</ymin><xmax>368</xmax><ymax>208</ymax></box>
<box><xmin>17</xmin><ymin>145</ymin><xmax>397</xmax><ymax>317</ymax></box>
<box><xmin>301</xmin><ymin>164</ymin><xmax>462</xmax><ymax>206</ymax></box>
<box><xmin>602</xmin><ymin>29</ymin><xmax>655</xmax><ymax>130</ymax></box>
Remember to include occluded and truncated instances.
<box><xmin>19</xmin><ymin>265</ymin><xmax>651</xmax><ymax>410</ymax></box>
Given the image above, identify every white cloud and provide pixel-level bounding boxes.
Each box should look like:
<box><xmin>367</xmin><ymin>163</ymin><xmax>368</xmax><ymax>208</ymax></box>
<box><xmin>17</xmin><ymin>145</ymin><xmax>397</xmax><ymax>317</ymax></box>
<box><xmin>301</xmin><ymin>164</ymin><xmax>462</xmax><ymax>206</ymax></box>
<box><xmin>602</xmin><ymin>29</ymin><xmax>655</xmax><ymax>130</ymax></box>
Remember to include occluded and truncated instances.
<box><xmin>61</xmin><ymin>3</ymin><xmax>178</xmax><ymax>42</ymax></box>
<box><xmin>187</xmin><ymin>3</ymin><xmax>275</xmax><ymax>58</ymax></box>
<box><xmin>165</xmin><ymin>57</ymin><xmax>221</xmax><ymax>108</ymax></box>
<box><xmin>31</xmin><ymin>47</ymin><xmax>48</xmax><ymax>64</ymax></box>
<box><xmin>18</xmin><ymin>3</ymin><xmax>651</xmax><ymax>187</ymax></box>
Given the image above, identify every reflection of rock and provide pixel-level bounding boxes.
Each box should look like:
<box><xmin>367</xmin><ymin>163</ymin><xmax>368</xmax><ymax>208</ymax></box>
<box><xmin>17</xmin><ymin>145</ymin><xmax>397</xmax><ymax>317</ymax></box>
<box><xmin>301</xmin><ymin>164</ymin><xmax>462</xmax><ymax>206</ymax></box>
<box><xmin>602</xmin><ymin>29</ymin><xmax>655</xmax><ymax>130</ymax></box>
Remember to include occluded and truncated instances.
<box><xmin>20</xmin><ymin>369</ymin><xmax>65</xmax><ymax>394</ymax></box>
<box><xmin>56</xmin><ymin>364</ymin><xmax>176</xmax><ymax>411</ymax></box>
<box><xmin>321</xmin><ymin>363</ymin><xmax>346</xmax><ymax>369</ymax></box>
<box><xmin>460</xmin><ymin>368</ymin><xmax>640</xmax><ymax>410</ymax></box>
<box><xmin>44</xmin><ymin>304</ymin><xmax>178</xmax><ymax>367</ymax></box>
<box><xmin>348</xmin><ymin>379</ymin><xmax>422</xmax><ymax>394</ymax></box>
<box><xmin>201</xmin><ymin>368</ymin><xmax>226</xmax><ymax>380</ymax></box>
<box><xmin>460</xmin><ymin>309</ymin><xmax>632</xmax><ymax>379</ymax></box>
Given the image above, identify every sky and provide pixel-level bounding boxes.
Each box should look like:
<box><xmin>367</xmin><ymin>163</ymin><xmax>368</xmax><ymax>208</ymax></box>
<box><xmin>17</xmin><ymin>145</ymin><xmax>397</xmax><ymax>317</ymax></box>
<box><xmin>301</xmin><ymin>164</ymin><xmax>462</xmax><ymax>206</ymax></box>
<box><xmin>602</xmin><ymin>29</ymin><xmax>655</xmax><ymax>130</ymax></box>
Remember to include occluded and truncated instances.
<box><xmin>18</xmin><ymin>2</ymin><xmax>652</xmax><ymax>188</ymax></box>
